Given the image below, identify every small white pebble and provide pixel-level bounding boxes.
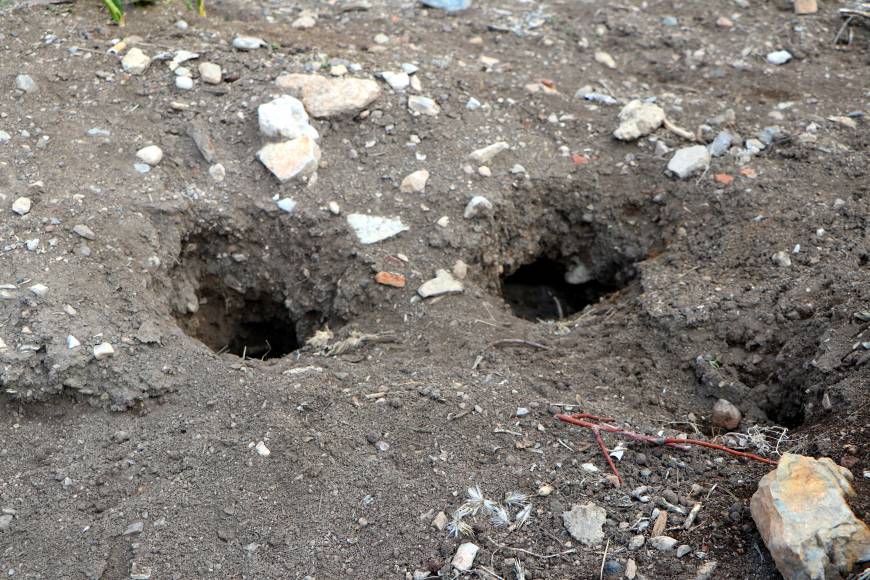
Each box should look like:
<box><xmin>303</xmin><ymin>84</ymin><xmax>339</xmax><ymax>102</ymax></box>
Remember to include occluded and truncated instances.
<box><xmin>66</xmin><ymin>335</ymin><xmax>81</xmax><ymax>350</ymax></box>
<box><xmin>93</xmin><ymin>342</ymin><xmax>115</xmax><ymax>360</ymax></box>
<box><xmin>254</xmin><ymin>441</ymin><xmax>271</xmax><ymax>457</ymax></box>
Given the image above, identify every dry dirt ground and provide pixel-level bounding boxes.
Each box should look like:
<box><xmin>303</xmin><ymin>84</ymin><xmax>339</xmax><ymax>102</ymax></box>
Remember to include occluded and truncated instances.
<box><xmin>0</xmin><ymin>0</ymin><xmax>868</xmax><ymax>578</ymax></box>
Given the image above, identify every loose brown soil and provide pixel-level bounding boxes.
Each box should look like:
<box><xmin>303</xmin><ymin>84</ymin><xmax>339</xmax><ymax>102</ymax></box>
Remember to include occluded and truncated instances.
<box><xmin>0</xmin><ymin>0</ymin><xmax>867</xmax><ymax>578</ymax></box>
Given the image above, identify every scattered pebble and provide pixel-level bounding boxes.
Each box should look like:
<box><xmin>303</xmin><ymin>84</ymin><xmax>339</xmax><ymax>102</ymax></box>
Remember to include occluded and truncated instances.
<box><xmin>93</xmin><ymin>342</ymin><xmax>115</xmax><ymax>360</ymax></box>
<box><xmin>451</xmin><ymin>543</ymin><xmax>479</xmax><ymax>571</ymax></box>
<box><xmin>400</xmin><ymin>169</ymin><xmax>429</xmax><ymax>193</ymax></box>
<box><xmin>15</xmin><ymin>74</ymin><xmax>36</xmax><ymax>93</ymax></box>
<box><xmin>121</xmin><ymin>48</ymin><xmax>151</xmax><ymax>75</ymax></box>
<box><xmin>562</xmin><ymin>502</ymin><xmax>606</xmax><ymax>546</ymax></box>
<box><xmin>276</xmin><ymin>74</ymin><xmax>381</xmax><ymax>118</ymax></box>
<box><xmin>712</xmin><ymin>398</ymin><xmax>741</xmax><ymax>429</ymax></box>
<box><xmin>292</xmin><ymin>14</ymin><xmax>317</xmax><ymax>29</ymax></box>
<box><xmin>463</xmin><ymin>196</ymin><xmax>493</xmax><ymax>219</ymax></box>
<box><xmin>650</xmin><ymin>536</ymin><xmax>678</xmax><ymax>551</ymax></box>
<box><xmin>667</xmin><ymin>145</ymin><xmax>711</xmax><ymax>179</ymax></box>
<box><xmin>29</xmin><ymin>283</ymin><xmax>49</xmax><ymax>297</ymax></box>
<box><xmin>124</xmin><ymin>522</ymin><xmax>144</xmax><ymax>535</ymax></box>
<box><xmin>136</xmin><ymin>145</ymin><xmax>164</xmax><ymax>166</ymax></box>
<box><xmin>677</xmin><ymin>544</ymin><xmax>693</xmax><ymax>558</ymax></box>
<box><xmin>613</xmin><ymin>100</ymin><xmax>665</xmax><ymax>141</ymax></box>
<box><xmin>276</xmin><ymin>198</ymin><xmax>297</xmax><ymax>214</ymax></box>
<box><xmin>408</xmin><ymin>95</ymin><xmax>440</xmax><ymax>116</ymax></box>
<box><xmin>233</xmin><ymin>36</ymin><xmax>266</xmax><ymax>50</ymax></box>
<box><xmin>709</xmin><ymin>131</ymin><xmax>733</xmax><ymax>157</ymax></box>
<box><xmin>175</xmin><ymin>76</ymin><xmax>193</xmax><ymax>91</ymax></box>
<box><xmin>420</xmin><ymin>0</ymin><xmax>471</xmax><ymax>12</ymax></box>
<box><xmin>254</xmin><ymin>441</ymin><xmax>270</xmax><ymax>456</ymax></box>
<box><xmin>198</xmin><ymin>62</ymin><xmax>222</xmax><ymax>84</ymax></box>
<box><xmin>469</xmin><ymin>141</ymin><xmax>509</xmax><ymax>164</ymax></box>
<box><xmin>258</xmin><ymin>95</ymin><xmax>318</xmax><ymax>140</ymax></box>
<box><xmin>12</xmin><ymin>197</ymin><xmax>32</xmax><ymax>216</ymax></box>
<box><xmin>73</xmin><ymin>224</ymin><xmax>96</xmax><ymax>240</ymax></box>
<box><xmin>771</xmin><ymin>251</ymin><xmax>792</xmax><ymax>268</ymax></box>
<box><xmin>594</xmin><ymin>51</ymin><xmax>617</xmax><ymax>69</ymax></box>
<box><xmin>766</xmin><ymin>50</ymin><xmax>792</xmax><ymax>66</ymax></box>
<box><xmin>381</xmin><ymin>71</ymin><xmax>410</xmax><ymax>91</ymax></box>
<box><xmin>375</xmin><ymin>272</ymin><xmax>406</xmax><ymax>288</ymax></box>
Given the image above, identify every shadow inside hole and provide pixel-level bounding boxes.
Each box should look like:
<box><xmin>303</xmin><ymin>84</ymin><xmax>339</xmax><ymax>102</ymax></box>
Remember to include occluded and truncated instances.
<box><xmin>176</xmin><ymin>282</ymin><xmax>298</xmax><ymax>360</ymax></box>
<box><xmin>502</xmin><ymin>258</ymin><xmax>630</xmax><ymax>321</ymax></box>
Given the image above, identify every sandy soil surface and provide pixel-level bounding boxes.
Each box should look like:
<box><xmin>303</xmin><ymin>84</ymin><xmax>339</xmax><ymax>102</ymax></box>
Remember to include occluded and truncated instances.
<box><xmin>0</xmin><ymin>0</ymin><xmax>867</xmax><ymax>578</ymax></box>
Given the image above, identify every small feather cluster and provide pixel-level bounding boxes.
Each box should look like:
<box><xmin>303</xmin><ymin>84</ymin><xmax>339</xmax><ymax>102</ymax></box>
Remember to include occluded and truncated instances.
<box><xmin>444</xmin><ymin>486</ymin><xmax>533</xmax><ymax>537</ymax></box>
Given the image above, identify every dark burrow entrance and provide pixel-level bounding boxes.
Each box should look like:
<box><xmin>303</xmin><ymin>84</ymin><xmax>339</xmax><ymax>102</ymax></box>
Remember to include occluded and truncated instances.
<box><xmin>502</xmin><ymin>257</ymin><xmax>634</xmax><ymax>321</ymax></box>
<box><xmin>175</xmin><ymin>276</ymin><xmax>299</xmax><ymax>360</ymax></box>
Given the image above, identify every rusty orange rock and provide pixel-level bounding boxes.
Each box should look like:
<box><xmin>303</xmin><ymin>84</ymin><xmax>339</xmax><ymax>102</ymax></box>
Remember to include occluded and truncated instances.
<box><xmin>375</xmin><ymin>271</ymin><xmax>406</xmax><ymax>288</ymax></box>
<box><xmin>714</xmin><ymin>173</ymin><xmax>734</xmax><ymax>185</ymax></box>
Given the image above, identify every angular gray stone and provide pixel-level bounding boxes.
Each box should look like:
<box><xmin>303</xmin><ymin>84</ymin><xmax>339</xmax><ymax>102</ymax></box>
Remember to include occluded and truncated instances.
<box><xmin>15</xmin><ymin>74</ymin><xmax>36</xmax><ymax>93</ymax></box>
<box><xmin>562</xmin><ymin>502</ymin><xmax>606</xmax><ymax>546</ymax></box>
<box><xmin>650</xmin><ymin>536</ymin><xmax>678</xmax><ymax>551</ymax></box>
<box><xmin>709</xmin><ymin>131</ymin><xmax>733</xmax><ymax>157</ymax></box>
<box><xmin>469</xmin><ymin>141</ymin><xmax>509</xmax><ymax>164</ymax></box>
<box><xmin>408</xmin><ymin>95</ymin><xmax>440</xmax><ymax>116</ymax></box>
<box><xmin>712</xmin><ymin>398</ymin><xmax>741</xmax><ymax>430</ymax></box>
<box><xmin>451</xmin><ymin>543</ymin><xmax>479</xmax><ymax>571</ymax></box>
<box><xmin>750</xmin><ymin>454</ymin><xmax>870</xmax><ymax>579</ymax></box>
<box><xmin>667</xmin><ymin>145</ymin><xmax>711</xmax><ymax>179</ymax></box>
<box><xmin>463</xmin><ymin>196</ymin><xmax>493</xmax><ymax>219</ymax></box>
<box><xmin>121</xmin><ymin>48</ymin><xmax>151</xmax><ymax>75</ymax></box>
<box><xmin>198</xmin><ymin>62</ymin><xmax>222</xmax><ymax>84</ymax></box>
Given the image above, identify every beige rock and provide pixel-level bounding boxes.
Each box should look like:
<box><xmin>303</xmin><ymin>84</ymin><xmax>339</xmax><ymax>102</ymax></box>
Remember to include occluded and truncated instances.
<box><xmin>198</xmin><ymin>62</ymin><xmax>222</xmax><ymax>84</ymax></box>
<box><xmin>594</xmin><ymin>51</ymin><xmax>617</xmax><ymax>69</ymax></box>
<box><xmin>750</xmin><ymin>454</ymin><xmax>870</xmax><ymax>579</ymax></box>
<box><xmin>794</xmin><ymin>0</ymin><xmax>817</xmax><ymax>14</ymax></box>
<box><xmin>121</xmin><ymin>48</ymin><xmax>151</xmax><ymax>75</ymax></box>
<box><xmin>417</xmin><ymin>270</ymin><xmax>463</xmax><ymax>299</ymax></box>
<box><xmin>400</xmin><ymin>169</ymin><xmax>429</xmax><ymax>193</ymax></box>
<box><xmin>711</xmin><ymin>398</ymin><xmax>741</xmax><ymax>430</ymax></box>
<box><xmin>257</xmin><ymin>136</ymin><xmax>321</xmax><ymax>182</ymax></box>
<box><xmin>613</xmin><ymin>100</ymin><xmax>665</xmax><ymax>141</ymax></box>
<box><xmin>275</xmin><ymin>74</ymin><xmax>380</xmax><ymax>118</ymax></box>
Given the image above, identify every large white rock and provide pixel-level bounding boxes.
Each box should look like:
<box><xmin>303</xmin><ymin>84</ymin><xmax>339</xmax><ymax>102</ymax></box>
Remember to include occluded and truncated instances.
<box><xmin>613</xmin><ymin>100</ymin><xmax>665</xmax><ymax>141</ymax></box>
<box><xmin>257</xmin><ymin>136</ymin><xmax>321</xmax><ymax>182</ymax></box>
<box><xmin>275</xmin><ymin>74</ymin><xmax>380</xmax><ymax>118</ymax></box>
<box><xmin>121</xmin><ymin>48</ymin><xmax>151</xmax><ymax>75</ymax></box>
<box><xmin>346</xmin><ymin>214</ymin><xmax>409</xmax><ymax>244</ymax></box>
<box><xmin>418</xmin><ymin>270</ymin><xmax>464</xmax><ymax>298</ymax></box>
<box><xmin>563</xmin><ymin>502</ymin><xmax>606</xmax><ymax>546</ymax></box>
<box><xmin>667</xmin><ymin>145</ymin><xmax>711</xmax><ymax>179</ymax></box>
<box><xmin>469</xmin><ymin>141</ymin><xmax>509</xmax><ymax>164</ymax></box>
<box><xmin>258</xmin><ymin>96</ymin><xmax>319</xmax><ymax>141</ymax></box>
<box><xmin>12</xmin><ymin>197</ymin><xmax>32</xmax><ymax>216</ymax></box>
<box><xmin>750</xmin><ymin>454</ymin><xmax>870</xmax><ymax>579</ymax></box>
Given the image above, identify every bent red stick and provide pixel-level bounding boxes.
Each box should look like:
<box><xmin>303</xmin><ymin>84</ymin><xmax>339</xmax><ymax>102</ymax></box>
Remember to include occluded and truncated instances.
<box><xmin>556</xmin><ymin>412</ymin><xmax>777</xmax><ymax>484</ymax></box>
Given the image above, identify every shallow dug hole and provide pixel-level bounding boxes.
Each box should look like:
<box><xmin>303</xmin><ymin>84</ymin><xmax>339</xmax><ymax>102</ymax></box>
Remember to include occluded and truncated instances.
<box><xmin>162</xmin><ymin>224</ymin><xmax>337</xmax><ymax>361</ymax></box>
<box><xmin>502</xmin><ymin>256</ymin><xmax>636</xmax><ymax>320</ymax></box>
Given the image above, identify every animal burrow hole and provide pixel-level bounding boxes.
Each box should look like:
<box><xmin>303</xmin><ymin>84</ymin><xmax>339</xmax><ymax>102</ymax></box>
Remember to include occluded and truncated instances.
<box><xmin>501</xmin><ymin>252</ymin><xmax>637</xmax><ymax>321</ymax></box>
<box><xmin>168</xmin><ymin>231</ymin><xmax>325</xmax><ymax>360</ymax></box>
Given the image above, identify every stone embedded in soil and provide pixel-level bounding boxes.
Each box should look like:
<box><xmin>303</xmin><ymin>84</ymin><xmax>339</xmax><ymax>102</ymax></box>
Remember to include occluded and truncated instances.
<box><xmin>771</xmin><ymin>251</ymin><xmax>792</xmax><ymax>268</ymax></box>
<box><xmin>451</xmin><ymin>543</ymin><xmax>479</xmax><ymax>571</ymax></box>
<box><xmin>29</xmin><ymin>283</ymin><xmax>48</xmax><ymax>297</ymax></box>
<box><xmin>12</xmin><ymin>197</ymin><xmax>32</xmax><ymax>216</ymax></box>
<box><xmin>292</xmin><ymin>14</ymin><xmax>317</xmax><ymax>29</ymax></box>
<box><xmin>650</xmin><ymin>536</ymin><xmax>678</xmax><ymax>551</ymax></box>
<box><xmin>676</xmin><ymin>544</ymin><xmax>692</xmax><ymax>558</ymax></box>
<box><xmin>381</xmin><ymin>71</ymin><xmax>410</xmax><ymax>91</ymax></box>
<box><xmin>198</xmin><ymin>62</ymin><xmax>222</xmax><ymax>84</ymax></box>
<box><xmin>417</xmin><ymin>270</ymin><xmax>463</xmax><ymax>298</ymax></box>
<box><xmin>275</xmin><ymin>74</ymin><xmax>380</xmax><ymax>118</ymax></box>
<box><xmin>667</xmin><ymin>145</ymin><xmax>711</xmax><ymax>179</ymax></box>
<box><xmin>464</xmin><ymin>195</ymin><xmax>493</xmax><ymax>219</ymax></box>
<box><xmin>0</xmin><ymin>514</ymin><xmax>12</xmax><ymax>532</ymax></box>
<box><xmin>652</xmin><ymin>510</ymin><xmax>668</xmax><ymax>536</ymax></box>
<box><xmin>613</xmin><ymin>100</ymin><xmax>665</xmax><ymax>141</ymax></box>
<box><xmin>175</xmin><ymin>76</ymin><xmax>193</xmax><ymax>91</ymax></box>
<box><xmin>431</xmin><ymin>511</ymin><xmax>448</xmax><ymax>530</ymax></box>
<box><xmin>625</xmin><ymin>559</ymin><xmax>637</xmax><ymax>579</ymax></box>
<box><xmin>693</xmin><ymin>562</ymin><xmax>718</xmax><ymax>580</ymax></box>
<box><xmin>233</xmin><ymin>36</ymin><xmax>266</xmax><ymax>50</ymax></box>
<box><xmin>257</xmin><ymin>136</ymin><xmax>321</xmax><ymax>182</ymax></box>
<box><xmin>347</xmin><ymin>214</ymin><xmax>409</xmax><ymax>244</ymax></box>
<box><xmin>15</xmin><ymin>74</ymin><xmax>36</xmax><ymax>93</ymax></box>
<box><xmin>93</xmin><ymin>342</ymin><xmax>115</xmax><ymax>360</ymax></box>
<box><xmin>750</xmin><ymin>454</ymin><xmax>870</xmax><ymax>579</ymax></box>
<box><xmin>562</xmin><ymin>502</ymin><xmax>606</xmax><ymax>546</ymax></box>
<box><xmin>73</xmin><ymin>224</ymin><xmax>96</xmax><ymax>240</ymax></box>
<box><xmin>254</xmin><ymin>441</ymin><xmax>270</xmax><ymax>456</ymax></box>
<box><xmin>258</xmin><ymin>95</ymin><xmax>319</xmax><ymax>141</ymax></box>
<box><xmin>136</xmin><ymin>145</ymin><xmax>164</xmax><ymax>166</ymax></box>
<box><xmin>709</xmin><ymin>131</ymin><xmax>733</xmax><ymax>157</ymax></box>
<box><xmin>124</xmin><ymin>521</ymin><xmax>144</xmax><ymax>535</ymax></box>
<box><xmin>469</xmin><ymin>141</ymin><xmax>509</xmax><ymax>164</ymax></box>
<box><xmin>121</xmin><ymin>48</ymin><xmax>151</xmax><ymax>75</ymax></box>
<box><xmin>276</xmin><ymin>198</ymin><xmax>297</xmax><ymax>213</ymax></box>
<box><xmin>400</xmin><ymin>169</ymin><xmax>429</xmax><ymax>193</ymax></box>
<box><xmin>711</xmin><ymin>398</ymin><xmax>741</xmax><ymax>429</ymax></box>
<box><xmin>375</xmin><ymin>271</ymin><xmax>406</xmax><ymax>288</ymax></box>
<box><xmin>766</xmin><ymin>50</ymin><xmax>792</xmax><ymax>65</ymax></box>
<box><xmin>594</xmin><ymin>51</ymin><xmax>617</xmax><ymax>69</ymax></box>
<box><xmin>408</xmin><ymin>95</ymin><xmax>440</xmax><ymax>116</ymax></box>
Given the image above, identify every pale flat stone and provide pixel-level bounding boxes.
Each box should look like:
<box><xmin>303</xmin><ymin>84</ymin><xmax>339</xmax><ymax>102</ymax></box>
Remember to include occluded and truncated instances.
<box><xmin>469</xmin><ymin>141</ymin><xmax>509</xmax><ymax>164</ymax></box>
<box><xmin>292</xmin><ymin>15</ymin><xmax>316</xmax><ymax>29</ymax></box>
<box><xmin>451</xmin><ymin>543</ymin><xmax>479</xmax><ymax>572</ymax></box>
<box><xmin>258</xmin><ymin>95</ymin><xmax>318</xmax><ymax>140</ymax></box>
<box><xmin>346</xmin><ymin>214</ymin><xmax>409</xmax><ymax>244</ymax></box>
<box><xmin>198</xmin><ymin>62</ymin><xmax>222</xmax><ymax>84</ymax></box>
<box><xmin>136</xmin><ymin>145</ymin><xmax>164</xmax><ymax>166</ymax></box>
<box><xmin>400</xmin><ymin>169</ymin><xmax>429</xmax><ymax>193</ymax></box>
<box><xmin>613</xmin><ymin>100</ymin><xmax>665</xmax><ymax>141</ymax></box>
<box><xmin>12</xmin><ymin>197</ymin><xmax>32</xmax><ymax>216</ymax></box>
<box><xmin>121</xmin><ymin>48</ymin><xmax>151</xmax><ymax>75</ymax></box>
<box><xmin>233</xmin><ymin>36</ymin><xmax>265</xmax><ymax>50</ymax></box>
<box><xmin>257</xmin><ymin>136</ymin><xmax>320</xmax><ymax>182</ymax></box>
<box><xmin>93</xmin><ymin>342</ymin><xmax>115</xmax><ymax>360</ymax></box>
<box><xmin>750</xmin><ymin>454</ymin><xmax>870</xmax><ymax>579</ymax></box>
<box><xmin>418</xmin><ymin>269</ymin><xmax>464</xmax><ymax>298</ymax></box>
<box><xmin>73</xmin><ymin>224</ymin><xmax>96</xmax><ymax>240</ymax></box>
<box><xmin>667</xmin><ymin>145</ymin><xmax>711</xmax><ymax>179</ymax></box>
<box><xmin>594</xmin><ymin>51</ymin><xmax>617</xmax><ymax>69</ymax></box>
<box><xmin>381</xmin><ymin>71</ymin><xmax>410</xmax><ymax>91</ymax></box>
<box><xmin>563</xmin><ymin>502</ymin><xmax>606</xmax><ymax>546</ymax></box>
<box><xmin>275</xmin><ymin>74</ymin><xmax>380</xmax><ymax>118</ymax></box>
<box><xmin>464</xmin><ymin>195</ymin><xmax>493</xmax><ymax>219</ymax></box>
<box><xmin>408</xmin><ymin>95</ymin><xmax>440</xmax><ymax>116</ymax></box>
